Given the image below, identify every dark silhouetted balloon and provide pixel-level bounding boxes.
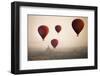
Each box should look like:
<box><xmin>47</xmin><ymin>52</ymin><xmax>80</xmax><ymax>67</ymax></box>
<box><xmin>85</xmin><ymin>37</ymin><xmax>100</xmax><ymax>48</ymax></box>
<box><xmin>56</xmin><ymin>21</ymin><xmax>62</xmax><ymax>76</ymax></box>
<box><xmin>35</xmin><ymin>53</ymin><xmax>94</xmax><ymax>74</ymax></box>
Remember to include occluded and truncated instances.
<box><xmin>51</xmin><ymin>39</ymin><xmax>58</xmax><ymax>48</ymax></box>
<box><xmin>55</xmin><ymin>25</ymin><xmax>61</xmax><ymax>33</ymax></box>
<box><xmin>38</xmin><ymin>25</ymin><xmax>49</xmax><ymax>40</ymax></box>
<box><xmin>72</xmin><ymin>19</ymin><xmax>84</xmax><ymax>36</ymax></box>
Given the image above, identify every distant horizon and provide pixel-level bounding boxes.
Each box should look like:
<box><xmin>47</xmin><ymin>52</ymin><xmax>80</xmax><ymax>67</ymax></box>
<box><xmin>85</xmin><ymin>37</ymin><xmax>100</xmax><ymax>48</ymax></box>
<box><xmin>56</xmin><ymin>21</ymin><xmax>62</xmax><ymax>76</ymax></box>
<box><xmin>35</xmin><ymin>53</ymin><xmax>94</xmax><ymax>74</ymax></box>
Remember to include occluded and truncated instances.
<box><xmin>28</xmin><ymin>46</ymin><xmax>88</xmax><ymax>61</ymax></box>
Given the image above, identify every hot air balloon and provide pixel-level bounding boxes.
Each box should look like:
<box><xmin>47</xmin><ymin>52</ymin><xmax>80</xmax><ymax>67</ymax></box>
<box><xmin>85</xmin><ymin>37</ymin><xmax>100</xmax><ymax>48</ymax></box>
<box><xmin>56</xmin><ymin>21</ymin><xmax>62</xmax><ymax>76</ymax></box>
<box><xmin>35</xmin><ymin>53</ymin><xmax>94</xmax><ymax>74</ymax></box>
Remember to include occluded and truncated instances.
<box><xmin>51</xmin><ymin>39</ymin><xmax>58</xmax><ymax>48</ymax></box>
<box><xmin>55</xmin><ymin>25</ymin><xmax>61</xmax><ymax>33</ymax></box>
<box><xmin>72</xmin><ymin>19</ymin><xmax>84</xmax><ymax>37</ymax></box>
<box><xmin>38</xmin><ymin>25</ymin><xmax>49</xmax><ymax>40</ymax></box>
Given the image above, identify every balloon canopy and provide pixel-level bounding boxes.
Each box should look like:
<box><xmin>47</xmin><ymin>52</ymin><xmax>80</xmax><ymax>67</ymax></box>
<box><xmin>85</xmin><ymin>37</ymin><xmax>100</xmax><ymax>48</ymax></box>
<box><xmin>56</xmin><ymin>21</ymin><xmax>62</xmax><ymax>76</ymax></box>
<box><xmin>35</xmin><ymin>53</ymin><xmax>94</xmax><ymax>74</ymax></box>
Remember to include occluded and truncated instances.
<box><xmin>51</xmin><ymin>39</ymin><xmax>58</xmax><ymax>48</ymax></box>
<box><xmin>38</xmin><ymin>25</ymin><xmax>49</xmax><ymax>40</ymax></box>
<box><xmin>72</xmin><ymin>19</ymin><xmax>84</xmax><ymax>36</ymax></box>
<box><xmin>55</xmin><ymin>25</ymin><xmax>61</xmax><ymax>33</ymax></box>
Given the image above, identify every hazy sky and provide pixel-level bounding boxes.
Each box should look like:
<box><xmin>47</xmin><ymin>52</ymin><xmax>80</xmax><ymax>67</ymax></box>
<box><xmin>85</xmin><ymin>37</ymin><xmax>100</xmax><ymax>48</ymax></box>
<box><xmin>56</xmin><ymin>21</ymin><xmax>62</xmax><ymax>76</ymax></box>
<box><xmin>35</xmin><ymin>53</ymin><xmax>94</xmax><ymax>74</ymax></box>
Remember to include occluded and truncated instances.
<box><xmin>28</xmin><ymin>15</ymin><xmax>88</xmax><ymax>52</ymax></box>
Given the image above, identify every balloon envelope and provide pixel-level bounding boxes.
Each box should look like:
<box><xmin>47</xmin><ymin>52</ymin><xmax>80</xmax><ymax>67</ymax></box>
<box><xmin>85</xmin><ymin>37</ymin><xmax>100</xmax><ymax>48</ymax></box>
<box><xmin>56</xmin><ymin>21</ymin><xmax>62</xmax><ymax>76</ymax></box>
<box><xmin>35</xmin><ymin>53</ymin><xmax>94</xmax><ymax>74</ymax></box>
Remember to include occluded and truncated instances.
<box><xmin>51</xmin><ymin>39</ymin><xmax>58</xmax><ymax>48</ymax></box>
<box><xmin>55</xmin><ymin>25</ymin><xmax>61</xmax><ymax>33</ymax></box>
<box><xmin>38</xmin><ymin>25</ymin><xmax>49</xmax><ymax>40</ymax></box>
<box><xmin>72</xmin><ymin>19</ymin><xmax>84</xmax><ymax>36</ymax></box>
